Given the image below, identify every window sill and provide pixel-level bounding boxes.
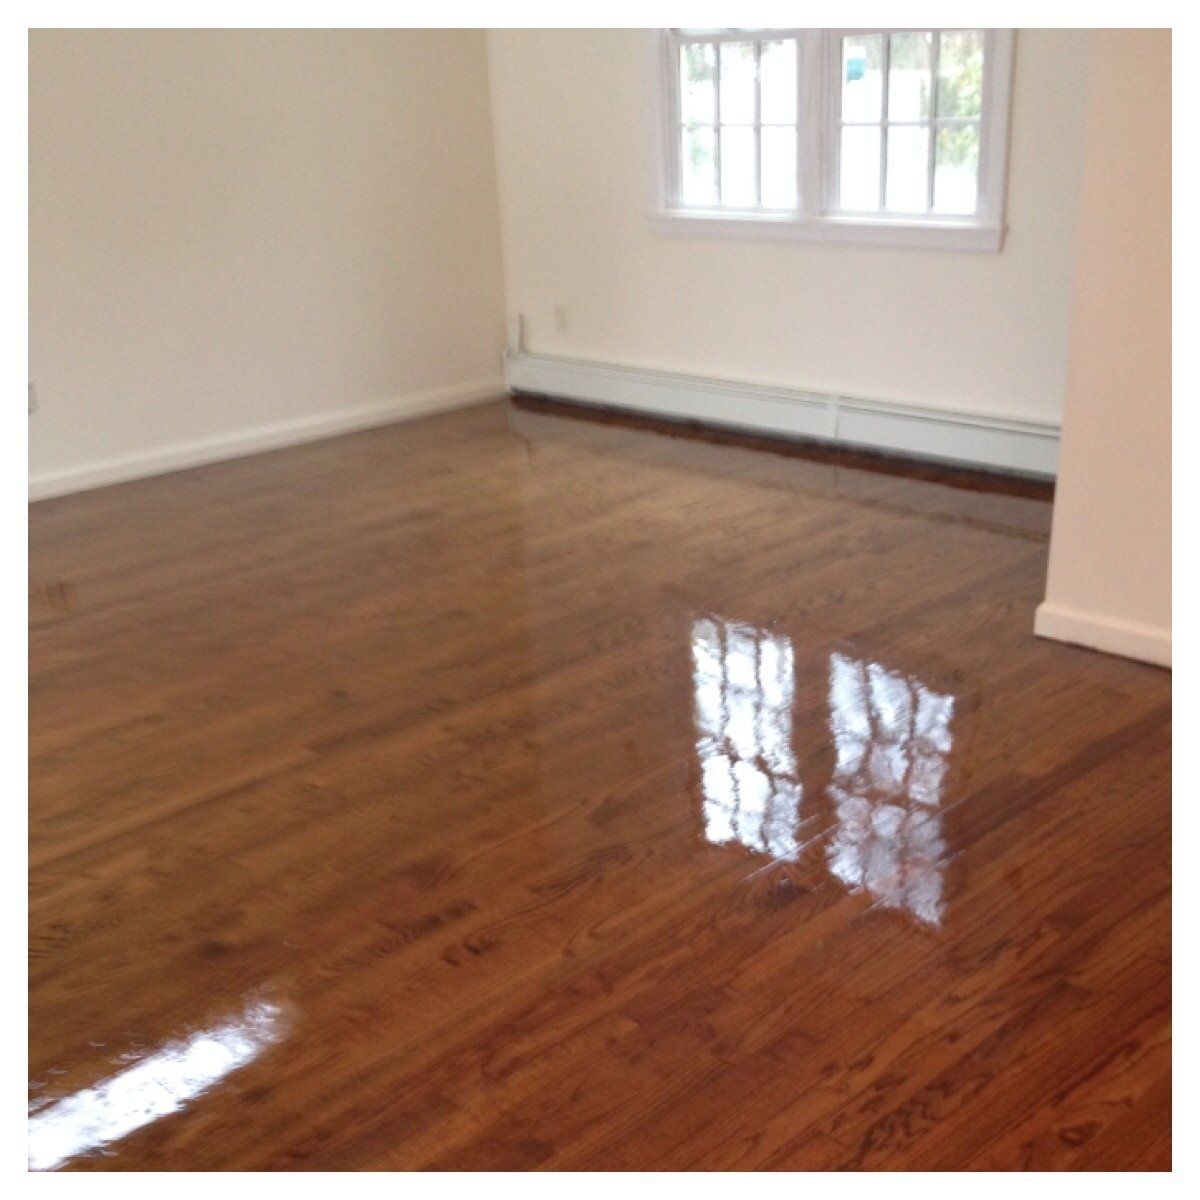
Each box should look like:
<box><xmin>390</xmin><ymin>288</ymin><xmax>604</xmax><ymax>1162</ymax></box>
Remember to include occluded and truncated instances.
<box><xmin>649</xmin><ymin>209</ymin><xmax>1005</xmax><ymax>252</ymax></box>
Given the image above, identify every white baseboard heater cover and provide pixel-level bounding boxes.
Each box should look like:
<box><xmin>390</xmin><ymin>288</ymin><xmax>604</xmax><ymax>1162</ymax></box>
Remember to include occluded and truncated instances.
<box><xmin>505</xmin><ymin>351</ymin><xmax>1059</xmax><ymax>478</ymax></box>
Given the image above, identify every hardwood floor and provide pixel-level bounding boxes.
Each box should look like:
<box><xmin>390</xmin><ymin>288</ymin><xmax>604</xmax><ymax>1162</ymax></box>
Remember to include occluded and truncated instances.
<box><xmin>28</xmin><ymin>398</ymin><xmax>1170</xmax><ymax>1171</ymax></box>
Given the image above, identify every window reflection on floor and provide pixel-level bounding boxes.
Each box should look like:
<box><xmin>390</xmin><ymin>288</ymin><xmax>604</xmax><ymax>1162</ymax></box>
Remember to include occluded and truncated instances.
<box><xmin>28</xmin><ymin>997</ymin><xmax>286</xmax><ymax>1171</ymax></box>
<box><xmin>826</xmin><ymin>651</ymin><xmax>954</xmax><ymax>925</ymax></box>
<box><xmin>692</xmin><ymin>617</ymin><xmax>803</xmax><ymax>860</ymax></box>
<box><xmin>691</xmin><ymin>620</ymin><xmax>956</xmax><ymax>926</ymax></box>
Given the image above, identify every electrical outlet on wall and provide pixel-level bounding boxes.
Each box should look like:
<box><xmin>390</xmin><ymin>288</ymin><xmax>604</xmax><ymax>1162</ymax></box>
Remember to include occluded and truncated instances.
<box><xmin>28</xmin><ymin>383</ymin><xmax>38</xmax><ymax>414</ymax></box>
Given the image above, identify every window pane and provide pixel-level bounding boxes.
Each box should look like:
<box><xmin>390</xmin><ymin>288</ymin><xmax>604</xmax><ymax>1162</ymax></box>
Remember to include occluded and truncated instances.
<box><xmin>937</xmin><ymin>31</ymin><xmax>983</xmax><ymax>118</ymax></box>
<box><xmin>680</xmin><ymin>42</ymin><xmax>716</xmax><ymax>125</ymax></box>
<box><xmin>719</xmin><ymin>41</ymin><xmax>757</xmax><ymax>124</ymax></box>
<box><xmin>885</xmin><ymin>125</ymin><xmax>929</xmax><ymax>212</ymax></box>
<box><xmin>841</xmin><ymin>34</ymin><xmax>883</xmax><ymax>122</ymax></box>
<box><xmin>839</xmin><ymin>125</ymin><xmax>881</xmax><ymax>211</ymax></box>
<box><xmin>760</xmin><ymin>126</ymin><xmax>797</xmax><ymax>208</ymax></box>
<box><xmin>760</xmin><ymin>39</ymin><xmax>797</xmax><ymax>124</ymax></box>
<box><xmin>681</xmin><ymin>125</ymin><xmax>717</xmax><ymax>206</ymax></box>
<box><xmin>888</xmin><ymin>32</ymin><xmax>932</xmax><ymax>122</ymax></box>
<box><xmin>933</xmin><ymin>123</ymin><xmax>979</xmax><ymax>213</ymax></box>
<box><xmin>720</xmin><ymin>125</ymin><xmax>757</xmax><ymax>207</ymax></box>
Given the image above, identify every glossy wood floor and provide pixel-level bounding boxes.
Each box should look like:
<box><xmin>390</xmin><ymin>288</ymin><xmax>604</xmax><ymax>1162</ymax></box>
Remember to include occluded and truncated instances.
<box><xmin>29</xmin><ymin>399</ymin><xmax>1170</xmax><ymax>1171</ymax></box>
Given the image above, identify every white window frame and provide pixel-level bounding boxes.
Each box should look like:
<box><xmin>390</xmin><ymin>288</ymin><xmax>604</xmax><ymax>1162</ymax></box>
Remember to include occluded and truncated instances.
<box><xmin>650</xmin><ymin>28</ymin><xmax>1014</xmax><ymax>251</ymax></box>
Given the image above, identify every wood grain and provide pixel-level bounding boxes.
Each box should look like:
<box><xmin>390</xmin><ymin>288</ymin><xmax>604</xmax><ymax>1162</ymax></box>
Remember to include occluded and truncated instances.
<box><xmin>29</xmin><ymin>399</ymin><xmax>1170</xmax><ymax>1170</ymax></box>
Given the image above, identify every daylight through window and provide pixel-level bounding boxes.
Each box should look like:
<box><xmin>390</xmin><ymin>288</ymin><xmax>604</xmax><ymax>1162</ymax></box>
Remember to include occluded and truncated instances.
<box><xmin>660</xmin><ymin>29</ymin><xmax>1012</xmax><ymax>249</ymax></box>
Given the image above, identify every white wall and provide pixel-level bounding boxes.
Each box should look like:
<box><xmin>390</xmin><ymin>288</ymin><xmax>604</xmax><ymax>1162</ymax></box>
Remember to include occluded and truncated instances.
<box><xmin>487</xmin><ymin>29</ymin><xmax>1093</xmax><ymax>425</ymax></box>
<box><xmin>29</xmin><ymin>29</ymin><xmax>507</xmax><ymax>497</ymax></box>
<box><xmin>1036</xmin><ymin>30</ymin><xmax>1171</xmax><ymax>667</ymax></box>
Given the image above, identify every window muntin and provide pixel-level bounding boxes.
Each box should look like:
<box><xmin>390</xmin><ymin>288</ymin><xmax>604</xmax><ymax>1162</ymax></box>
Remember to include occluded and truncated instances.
<box><xmin>659</xmin><ymin>28</ymin><xmax>1012</xmax><ymax>248</ymax></box>
<box><xmin>677</xmin><ymin>34</ymin><xmax>800</xmax><ymax>211</ymax></box>
<box><xmin>835</xmin><ymin>30</ymin><xmax>984</xmax><ymax>217</ymax></box>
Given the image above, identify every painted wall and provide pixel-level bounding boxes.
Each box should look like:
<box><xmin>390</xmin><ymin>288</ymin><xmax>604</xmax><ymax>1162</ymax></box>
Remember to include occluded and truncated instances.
<box><xmin>486</xmin><ymin>29</ymin><xmax>1093</xmax><ymax>425</ymax></box>
<box><xmin>1036</xmin><ymin>30</ymin><xmax>1171</xmax><ymax>666</ymax></box>
<box><xmin>29</xmin><ymin>29</ymin><xmax>506</xmax><ymax>495</ymax></box>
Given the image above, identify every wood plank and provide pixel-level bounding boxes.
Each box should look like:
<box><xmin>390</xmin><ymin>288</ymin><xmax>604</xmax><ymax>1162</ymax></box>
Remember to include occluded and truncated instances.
<box><xmin>29</xmin><ymin>399</ymin><xmax>1170</xmax><ymax>1170</ymax></box>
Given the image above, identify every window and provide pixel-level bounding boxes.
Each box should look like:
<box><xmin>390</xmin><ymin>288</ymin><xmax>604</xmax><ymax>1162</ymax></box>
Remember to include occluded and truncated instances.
<box><xmin>654</xmin><ymin>29</ymin><xmax>1013</xmax><ymax>250</ymax></box>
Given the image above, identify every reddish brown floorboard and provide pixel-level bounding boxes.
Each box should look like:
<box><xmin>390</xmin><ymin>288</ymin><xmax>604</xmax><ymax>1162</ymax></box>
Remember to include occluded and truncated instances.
<box><xmin>29</xmin><ymin>398</ymin><xmax>1170</xmax><ymax>1171</ymax></box>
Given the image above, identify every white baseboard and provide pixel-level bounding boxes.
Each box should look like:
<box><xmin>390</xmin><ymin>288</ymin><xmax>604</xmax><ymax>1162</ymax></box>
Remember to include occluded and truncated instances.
<box><xmin>1035</xmin><ymin>601</ymin><xmax>1171</xmax><ymax>668</ymax></box>
<box><xmin>504</xmin><ymin>351</ymin><xmax>1060</xmax><ymax>477</ymax></box>
<box><xmin>28</xmin><ymin>377</ymin><xmax>503</xmax><ymax>501</ymax></box>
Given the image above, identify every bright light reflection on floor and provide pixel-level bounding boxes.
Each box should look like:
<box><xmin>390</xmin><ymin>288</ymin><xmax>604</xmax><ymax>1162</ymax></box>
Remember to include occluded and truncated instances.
<box><xmin>826</xmin><ymin>651</ymin><xmax>954</xmax><ymax>925</ymax></box>
<box><xmin>692</xmin><ymin>616</ymin><xmax>803</xmax><ymax>860</ymax></box>
<box><xmin>691</xmin><ymin>619</ymin><xmax>957</xmax><ymax>926</ymax></box>
<box><xmin>28</xmin><ymin>997</ymin><xmax>285</xmax><ymax>1171</ymax></box>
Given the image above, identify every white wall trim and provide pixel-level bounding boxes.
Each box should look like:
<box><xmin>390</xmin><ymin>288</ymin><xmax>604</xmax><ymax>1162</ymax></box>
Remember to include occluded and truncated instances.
<box><xmin>505</xmin><ymin>351</ymin><xmax>1059</xmax><ymax>477</ymax></box>
<box><xmin>28</xmin><ymin>377</ymin><xmax>503</xmax><ymax>501</ymax></box>
<box><xmin>1034</xmin><ymin>601</ymin><xmax>1171</xmax><ymax>668</ymax></box>
<box><xmin>649</xmin><ymin>210</ymin><xmax>1005</xmax><ymax>252</ymax></box>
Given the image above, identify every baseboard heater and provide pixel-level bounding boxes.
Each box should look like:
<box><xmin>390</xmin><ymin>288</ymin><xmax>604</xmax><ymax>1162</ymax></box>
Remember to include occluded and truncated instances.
<box><xmin>504</xmin><ymin>350</ymin><xmax>1059</xmax><ymax>478</ymax></box>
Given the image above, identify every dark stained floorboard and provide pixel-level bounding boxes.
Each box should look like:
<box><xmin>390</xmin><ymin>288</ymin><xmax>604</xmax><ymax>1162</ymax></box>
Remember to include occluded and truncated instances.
<box><xmin>29</xmin><ymin>398</ymin><xmax>1170</xmax><ymax>1170</ymax></box>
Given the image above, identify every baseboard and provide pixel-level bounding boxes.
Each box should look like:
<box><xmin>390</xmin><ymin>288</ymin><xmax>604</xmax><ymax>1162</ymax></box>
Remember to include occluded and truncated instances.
<box><xmin>28</xmin><ymin>377</ymin><xmax>503</xmax><ymax>501</ymax></box>
<box><xmin>504</xmin><ymin>351</ymin><xmax>1060</xmax><ymax>477</ymax></box>
<box><xmin>1034</xmin><ymin>601</ymin><xmax>1171</xmax><ymax>668</ymax></box>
